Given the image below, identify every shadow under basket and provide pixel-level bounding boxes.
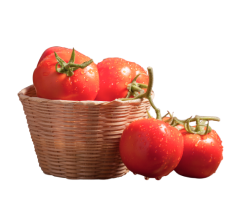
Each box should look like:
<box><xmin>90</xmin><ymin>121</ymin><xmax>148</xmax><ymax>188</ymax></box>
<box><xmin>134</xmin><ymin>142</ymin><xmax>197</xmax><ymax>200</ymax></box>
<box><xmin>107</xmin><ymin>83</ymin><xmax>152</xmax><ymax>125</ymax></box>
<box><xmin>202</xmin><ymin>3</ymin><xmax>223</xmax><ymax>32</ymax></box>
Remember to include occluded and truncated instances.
<box><xmin>18</xmin><ymin>85</ymin><xmax>151</xmax><ymax>179</ymax></box>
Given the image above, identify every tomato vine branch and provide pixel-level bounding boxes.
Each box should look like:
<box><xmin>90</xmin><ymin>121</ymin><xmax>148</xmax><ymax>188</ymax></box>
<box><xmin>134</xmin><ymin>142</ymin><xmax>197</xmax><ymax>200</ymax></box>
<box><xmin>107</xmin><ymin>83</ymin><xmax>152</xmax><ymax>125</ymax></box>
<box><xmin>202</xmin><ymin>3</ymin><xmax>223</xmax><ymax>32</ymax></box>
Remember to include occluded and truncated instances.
<box><xmin>120</xmin><ymin>67</ymin><xmax>162</xmax><ymax>120</ymax></box>
<box><xmin>120</xmin><ymin>65</ymin><xmax>220</xmax><ymax>135</ymax></box>
<box><xmin>161</xmin><ymin>111</ymin><xmax>220</xmax><ymax>135</ymax></box>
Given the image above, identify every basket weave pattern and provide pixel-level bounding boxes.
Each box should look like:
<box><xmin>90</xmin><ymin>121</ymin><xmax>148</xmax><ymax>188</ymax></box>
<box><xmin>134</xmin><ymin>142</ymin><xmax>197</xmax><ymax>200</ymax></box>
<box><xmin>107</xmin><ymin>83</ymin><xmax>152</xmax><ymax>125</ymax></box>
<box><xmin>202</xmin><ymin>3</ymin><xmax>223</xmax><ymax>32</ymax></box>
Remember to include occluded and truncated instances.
<box><xmin>18</xmin><ymin>85</ymin><xmax>151</xmax><ymax>179</ymax></box>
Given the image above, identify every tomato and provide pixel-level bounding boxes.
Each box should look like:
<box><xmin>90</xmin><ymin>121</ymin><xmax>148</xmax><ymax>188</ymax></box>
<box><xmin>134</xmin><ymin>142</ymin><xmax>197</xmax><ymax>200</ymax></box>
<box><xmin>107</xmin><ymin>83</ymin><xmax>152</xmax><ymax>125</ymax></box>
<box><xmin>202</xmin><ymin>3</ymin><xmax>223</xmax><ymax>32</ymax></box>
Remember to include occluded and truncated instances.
<box><xmin>95</xmin><ymin>58</ymin><xmax>149</xmax><ymax>101</ymax></box>
<box><xmin>33</xmin><ymin>48</ymin><xmax>99</xmax><ymax>101</ymax></box>
<box><xmin>119</xmin><ymin>118</ymin><xmax>184</xmax><ymax>180</ymax></box>
<box><xmin>174</xmin><ymin>128</ymin><xmax>223</xmax><ymax>178</ymax></box>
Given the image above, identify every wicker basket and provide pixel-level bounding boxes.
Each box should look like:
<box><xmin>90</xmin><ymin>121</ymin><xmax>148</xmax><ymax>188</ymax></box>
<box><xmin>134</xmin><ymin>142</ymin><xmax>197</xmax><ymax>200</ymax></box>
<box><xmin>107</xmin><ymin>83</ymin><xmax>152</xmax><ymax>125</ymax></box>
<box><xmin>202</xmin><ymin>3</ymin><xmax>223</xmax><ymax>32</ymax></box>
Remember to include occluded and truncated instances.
<box><xmin>18</xmin><ymin>85</ymin><xmax>151</xmax><ymax>179</ymax></box>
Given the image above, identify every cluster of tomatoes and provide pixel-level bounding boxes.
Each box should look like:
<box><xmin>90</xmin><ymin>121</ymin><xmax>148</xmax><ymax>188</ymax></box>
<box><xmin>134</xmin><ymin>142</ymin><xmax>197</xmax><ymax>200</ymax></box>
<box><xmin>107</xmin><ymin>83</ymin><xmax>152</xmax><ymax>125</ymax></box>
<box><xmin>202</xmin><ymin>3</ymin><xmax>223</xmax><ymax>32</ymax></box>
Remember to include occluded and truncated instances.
<box><xmin>33</xmin><ymin>46</ymin><xmax>148</xmax><ymax>101</ymax></box>
<box><xmin>120</xmin><ymin>114</ymin><xmax>223</xmax><ymax>180</ymax></box>
<box><xmin>118</xmin><ymin>67</ymin><xmax>223</xmax><ymax>180</ymax></box>
<box><xmin>33</xmin><ymin>46</ymin><xmax>223</xmax><ymax>180</ymax></box>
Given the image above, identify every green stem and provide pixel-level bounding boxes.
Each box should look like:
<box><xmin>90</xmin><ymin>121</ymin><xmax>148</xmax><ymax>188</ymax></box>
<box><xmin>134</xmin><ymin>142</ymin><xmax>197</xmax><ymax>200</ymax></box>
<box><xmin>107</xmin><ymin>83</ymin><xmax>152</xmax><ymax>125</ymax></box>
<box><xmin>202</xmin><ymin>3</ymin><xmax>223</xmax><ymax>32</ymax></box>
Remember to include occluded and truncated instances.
<box><xmin>189</xmin><ymin>116</ymin><xmax>220</xmax><ymax>122</ymax></box>
<box><xmin>163</xmin><ymin>111</ymin><xmax>174</xmax><ymax>124</ymax></box>
<box><xmin>54</xmin><ymin>49</ymin><xmax>93</xmax><ymax>77</ymax></box>
<box><xmin>147</xmin><ymin>111</ymin><xmax>153</xmax><ymax>118</ymax></box>
<box><xmin>148</xmin><ymin>96</ymin><xmax>161</xmax><ymax>120</ymax></box>
<box><xmin>172</xmin><ymin>117</ymin><xmax>187</xmax><ymax>126</ymax></box>
<box><xmin>131</xmin><ymin>85</ymin><xmax>145</xmax><ymax>93</ymax></box>
<box><xmin>69</xmin><ymin>59</ymin><xmax>93</xmax><ymax>70</ymax></box>
<box><xmin>162</xmin><ymin>111</ymin><xmax>220</xmax><ymax>135</ymax></box>
<box><xmin>137</xmin><ymin>83</ymin><xmax>148</xmax><ymax>88</ymax></box>
<box><xmin>183</xmin><ymin>115</ymin><xmax>219</xmax><ymax>135</ymax></box>
<box><xmin>205</xmin><ymin>121</ymin><xmax>210</xmax><ymax>134</ymax></box>
<box><xmin>145</xmin><ymin>67</ymin><xmax>153</xmax><ymax>98</ymax></box>
<box><xmin>161</xmin><ymin>111</ymin><xmax>187</xmax><ymax>126</ymax></box>
<box><xmin>120</xmin><ymin>67</ymin><xmax>161</xmax><ymax>120</ymax></box>
<box><xmin>125</xmin><ymin>73</ymin><xmax>147</xmax><ymax>98</ymax></box>
<box><xmin>195</xmin><ymin>117</ymin><xmax>201</xmax><ymax>132</ymax></box>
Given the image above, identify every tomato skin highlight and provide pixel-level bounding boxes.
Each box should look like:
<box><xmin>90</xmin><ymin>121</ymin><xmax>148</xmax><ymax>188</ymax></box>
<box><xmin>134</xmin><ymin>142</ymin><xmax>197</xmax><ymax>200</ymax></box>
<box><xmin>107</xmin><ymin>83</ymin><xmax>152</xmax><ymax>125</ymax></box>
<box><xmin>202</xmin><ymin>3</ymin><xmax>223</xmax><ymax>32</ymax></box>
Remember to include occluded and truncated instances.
<box><xmin>33</xmin><ymin>48</ymin><xmax>99</xmax><ymax>101</ymax></box>
<box><xmin>95</xmin><ymin>58</ymin><xmax>149</xmax><ymax>101</ymax></box>
<box><xmin>119</xmin><ymin>118</ymin><xmax>184</xmax><ymax>179</ymax></box>
<box><xmin>174</xmin><ymin>129</ymin><xmax>223</xmax><ymax>178</ymax></box>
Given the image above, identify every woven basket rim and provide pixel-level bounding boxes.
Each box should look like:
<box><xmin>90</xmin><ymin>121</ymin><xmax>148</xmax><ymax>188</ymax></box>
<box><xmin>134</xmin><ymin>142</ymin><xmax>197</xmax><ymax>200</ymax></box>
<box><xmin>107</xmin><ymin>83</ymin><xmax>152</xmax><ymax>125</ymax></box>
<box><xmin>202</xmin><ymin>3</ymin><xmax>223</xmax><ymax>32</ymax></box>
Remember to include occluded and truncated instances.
<box><xmin>18</xmin><ymin>85</ymin><xmax>154</xmax><ymax>106</ymax></box>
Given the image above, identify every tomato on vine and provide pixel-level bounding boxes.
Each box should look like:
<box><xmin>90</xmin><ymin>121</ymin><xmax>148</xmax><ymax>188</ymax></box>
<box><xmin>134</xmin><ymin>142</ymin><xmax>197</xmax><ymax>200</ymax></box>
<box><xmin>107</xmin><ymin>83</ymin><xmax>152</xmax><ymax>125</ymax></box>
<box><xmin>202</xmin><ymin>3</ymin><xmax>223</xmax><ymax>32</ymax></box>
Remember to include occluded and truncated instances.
<box><xmin>174</xmin><ymin>116</ymin><xmax>223</xmax><ymax>178</ymax></box>
<box><xmin>119</xmin><ymin>67</ymin><xmax>184</xmax><ymax>180</ymax></box>
<box><xmin>159</xmin><ymin>112</ymin><xmax>223</xmax><ymax>178</ymax></box>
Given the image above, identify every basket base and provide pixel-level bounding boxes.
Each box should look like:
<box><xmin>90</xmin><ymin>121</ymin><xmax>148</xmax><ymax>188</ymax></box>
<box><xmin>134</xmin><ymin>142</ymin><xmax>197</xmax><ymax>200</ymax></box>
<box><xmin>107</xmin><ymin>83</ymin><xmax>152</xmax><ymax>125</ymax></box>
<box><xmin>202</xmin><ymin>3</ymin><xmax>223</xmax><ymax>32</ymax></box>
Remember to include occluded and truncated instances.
<box><xmin>42</xmin><ymin>168</ymin><xmax>129</xmax><ymax>180</ymax></box>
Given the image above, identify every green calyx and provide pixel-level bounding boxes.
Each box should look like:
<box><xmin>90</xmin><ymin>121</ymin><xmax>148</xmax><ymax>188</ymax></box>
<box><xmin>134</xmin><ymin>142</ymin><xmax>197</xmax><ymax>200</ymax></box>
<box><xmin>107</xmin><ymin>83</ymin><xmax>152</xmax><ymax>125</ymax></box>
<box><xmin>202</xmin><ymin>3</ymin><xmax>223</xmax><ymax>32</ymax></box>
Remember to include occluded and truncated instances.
<box><xmin>54</xmin><ymin>48</ymin><xmax>93</xmax><ymax>76</ymax></box>
<box><xmin>162</xmin><ymin>111</ymin><xmax>220</xmax><ymax>135</ymax></box>
<box><xmin>184</xmin><ymin>115</ymin><xmax>220</xmax><ymax>135</ymax></box>
<box><xmin>120</xmin><ymin>67</ymin><xmax>162</xmax><ymax>120</ymax></box>
<box><xmin>126</xmin><ymin>73</ymin><xmax>148</xmax><ymax>98</ymax></box>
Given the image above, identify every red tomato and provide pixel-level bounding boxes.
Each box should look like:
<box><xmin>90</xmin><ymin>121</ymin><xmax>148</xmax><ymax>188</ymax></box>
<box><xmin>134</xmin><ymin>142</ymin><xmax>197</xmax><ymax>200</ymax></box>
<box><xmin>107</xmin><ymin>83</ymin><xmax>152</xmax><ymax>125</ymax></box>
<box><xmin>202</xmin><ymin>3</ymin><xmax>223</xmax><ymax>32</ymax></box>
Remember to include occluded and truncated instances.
<box><xmin>95</xmin><ymin>58</ymin><xmax>149</xmax><ymax>101</ymax></box>
<box><xmin>174</xmin><ymin>128</ymin><xmax>223</xmax><ymax>178</ymax></box>
<box><xmin>119</xmin><ymin>118</ymin><xmax>184</xmax><ymax>179</ymax></box>
<box><xmin>33</xmin><ymin>48</ymin><xmax>99</xmax><ymax>101</ymax></box>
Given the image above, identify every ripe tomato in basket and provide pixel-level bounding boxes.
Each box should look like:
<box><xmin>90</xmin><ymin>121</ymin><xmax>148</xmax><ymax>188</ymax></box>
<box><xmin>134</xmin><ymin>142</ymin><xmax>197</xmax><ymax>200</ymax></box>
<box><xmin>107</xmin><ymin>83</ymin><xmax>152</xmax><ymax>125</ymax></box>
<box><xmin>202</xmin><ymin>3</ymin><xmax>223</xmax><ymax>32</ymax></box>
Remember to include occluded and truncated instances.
<box><xmin>174</xmin><ymin>119</ymin><xmax>223</xmax><ymax>178</ymax></box>
<box><xmin>33</xmin><ymin>47</ymin><xmax>99</xmax><ymax>101</ymax></box>
<box><xmin>119</xmin><ymin>118</ymin><xmax>184</xmax><ymax>180</ymax></box>
<box><xmin>95</xmin><ymin>58</ymin><xmax>149</xmax><ymax>101</ymax></box>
